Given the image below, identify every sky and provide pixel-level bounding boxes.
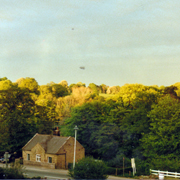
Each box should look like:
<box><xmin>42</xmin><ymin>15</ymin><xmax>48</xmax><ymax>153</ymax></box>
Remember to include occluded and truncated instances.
<box><xmin>1</xmin><ymin>0</ymin><xmax>180</xmax><ymax>87</ymax></box>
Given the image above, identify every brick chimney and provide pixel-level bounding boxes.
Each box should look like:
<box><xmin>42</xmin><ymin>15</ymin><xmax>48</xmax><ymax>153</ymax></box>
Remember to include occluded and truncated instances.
<box><xmin>53</xmin><ymin>127</ymin><xmax>60</xmax><ymax>136</ymax></box>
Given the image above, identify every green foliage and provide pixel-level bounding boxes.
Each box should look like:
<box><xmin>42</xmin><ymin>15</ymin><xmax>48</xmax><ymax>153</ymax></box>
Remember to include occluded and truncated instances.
<box><xmin>69</xmin><ymin>82</ymin><xmax>86</xmax><ymax>92</ymax></box>
<box><xmin>0</xmin><ymin>86</ymin><xmax>37</xmax><ymax>154</ymax></box>
<box><xmin>0</xmin><ymin>167</ymin><xmax>4</xmax><ymax>179</ymax></box>
<box><xmin>30</xmin><ymin>176</ymin><xmax>41</xmax><ymax>179</ymax></box>
<box><xmin>58</xmin><ymin>80</ymin><xmax>68</xmax><ymax>88</ymax></box>
<box><xmin>0</xmin><ymin>79</ymin><xmax>15</xmax><ymax>90</ymax></box>
<box><xmin>51</xmin><ymin>84</ymin><xmax>69</xmax><ymax>97</ymax></box>
<box><xmin>0</xmin><ymin>77</ymin><xmax>8</xmax><ymax>81</ymax></box>
<box><xmin>107</xmin><ymin>154</ymin><xmax>131</xmax><ymax>168</ymax></box>
<box><xmin>69</xmin><ymin>157</ymin><xmax>108</xmax><ymax>179</ymax></box>
<box><xmin>92</xmin><ymin>123</ymin><xmax>121</xmax><ymax>160</ymax></box>
<box><xmin>163</xmin><ymin>85</ymin><xmax>178</xmax><ymax>97</ymax></box>
<box><xmin>99</xmin><ymin>84</ymin><xmax>108</xmax><ymax>93</ymax></box>
<box><xmin>88</xmin><ymin>83</ymin><xmax>99</xmax><ymax>95</ymax></box>
<box><xmin>34</xmin><ymin>105</ymin><xmax>55</xmax><ymax>134</ymax></box>
<box><xmin>149</xmin><ymin>157</ymin><xmax>180</xmax><ymax>172</ymax></box>
<box><xmin>135</xmin><ymin>159</ymin><xmax>150</xmax><ymax>176</ymax></box>
<box><xmin>0</xmin><ymin>81</ymin><xmax>55</xmax><ymax>154</ymax></box>
<box><xmin>18</xmin><ymin>77</ymin><xmax>39</xmax><ymax>93</ymax></box>
<box><xmin>64</xmin><ymin>101</ymin><xmax>116</xmax><ymax>158</ymax></box>
<box><xmin>118</xmin><ymin>83</ymin><xmax>161</xmax><ymax>106</ymax></box>
<box><xmin>141</xmin><ymin>95</ymin><xmax>180</xmax><ymax>159</ymax></box>
<box><xmin>2</xmin><ymin>77</ymin><xmax>180</xmax><ymax>174</ymax></box>
<box><xmin>105</xmin><ymin>166</ymin><xmax>132</xmax><ymax>176</ymax></box>
<box><xmin>0</xmin><ymin>161</ymin><xmax>26</xmax><ymax>179</ymax></box>
<box><xmin>99</xmin><ymin>93</ymin><xmax>115</xmax><ymax>98</ymax></box>
<box><xmin>107</xmin><ymin>86</ymin><xmax>120</xmax><ymax>94</ymax></box>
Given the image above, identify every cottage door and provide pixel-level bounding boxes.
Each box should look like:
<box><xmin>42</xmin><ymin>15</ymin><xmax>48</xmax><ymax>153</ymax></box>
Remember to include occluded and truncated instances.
<box><xmin>57</xmin><ymin>154</ymin><xmax>66</xmax><ymax>169</ymax></box>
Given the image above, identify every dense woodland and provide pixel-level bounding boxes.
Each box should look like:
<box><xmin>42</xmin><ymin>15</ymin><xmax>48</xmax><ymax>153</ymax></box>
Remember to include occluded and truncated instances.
<box><xmin>1</xmin><ymin>77</ymin><xmax>180</xmax><ymax>174</ymax></box>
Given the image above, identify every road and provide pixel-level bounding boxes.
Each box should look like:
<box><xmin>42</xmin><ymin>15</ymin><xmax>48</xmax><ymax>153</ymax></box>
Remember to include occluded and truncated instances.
<box><xmin>0</xmin><ymin>163</ymin><xmax>140</xmax><ymax>179</ymax></box>
<box><xmin>0</xmin><ymin>163</ymin><xmax>70</xmax><ymax>179</ymax></box>
<box><xmin>24</xmin><ymin>168</ymin><xmax>69</xmax><ymax>179</ymax></box>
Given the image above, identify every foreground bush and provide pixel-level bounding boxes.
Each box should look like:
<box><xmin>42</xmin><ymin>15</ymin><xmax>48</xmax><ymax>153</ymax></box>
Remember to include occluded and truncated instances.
<box><xmin>0</xmin><ymin>161</ymin><xmax>26</xmax><ymax>179</ymax></box>
<box><xmin>69</xmin><ymin>157</ymin><xmax>108</xmax><ymax>179</ymax></box>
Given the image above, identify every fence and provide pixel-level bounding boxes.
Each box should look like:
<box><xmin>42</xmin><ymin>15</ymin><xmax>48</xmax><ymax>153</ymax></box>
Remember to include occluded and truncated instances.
<box><xmin>150</xmin><ymin>169</ymin><xmax>180</xmax><ymax>178</ymax></box>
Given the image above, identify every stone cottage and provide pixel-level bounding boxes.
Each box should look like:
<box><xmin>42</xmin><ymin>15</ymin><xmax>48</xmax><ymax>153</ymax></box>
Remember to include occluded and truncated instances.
<box><xmin>22</xmin><ymin>133</ymin><xmax>85</xmax><ymax>169</ymax></box>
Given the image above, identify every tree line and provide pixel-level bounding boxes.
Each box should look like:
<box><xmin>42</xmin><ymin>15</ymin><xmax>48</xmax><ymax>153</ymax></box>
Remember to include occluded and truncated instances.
<box><xmin>1</xmin><ymin>77</ymin><xmax>180</xmax><ymax>174</ymax></box>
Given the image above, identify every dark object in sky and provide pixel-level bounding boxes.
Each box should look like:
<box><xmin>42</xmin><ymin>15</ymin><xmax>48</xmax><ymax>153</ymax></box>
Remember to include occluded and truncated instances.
<box><xmin>72</xmin><ymin>28</ymin><xmax>74</xmax><ymax>30</ymax></box>
<box><xmin>80</xmin><ymin>66</ymin><xmax>85</xmax><ymax>70</ymax></box>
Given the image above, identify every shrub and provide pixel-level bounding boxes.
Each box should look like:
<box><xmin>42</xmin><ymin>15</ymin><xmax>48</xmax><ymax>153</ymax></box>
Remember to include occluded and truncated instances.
<box><xmin>0</xmin><ymin>167</ymin><xmax>5</xmax><ymax>179</ymax></box>
<box><xmin>4</xmin><ymin>167</ymin><xmax>25</xmax><ymax>179</ymax></box>
<box><xmin>69</xmin><ymin>157</ymin><xmax>108</xmax><ymax>179</ymax></box>
<box><xmin>68</xmin><ymin>163</ymin><xmax>73</xmax><ymax>169</ymax></box>
<box><xmin>2</xmin><ymin>160</ymin><xmax>26</xmax><ymax>179</ymax></box>
<box><xmin>30</xmin><ymin>176</ymin><xmax>41</xmax><ymax>179</ymax></box>
<box><xmin>149</xmin><ymin>157</ymin><xmax>180</xmax><ymax>172</ymax></box>
<box><xmin>107</xmin><ymin>154</ymin><xmax>131</xmax><ymax>168</ymax></box>
<box><xmin>105</xmin><ymin>167</ymin><xmax>116</xmax><ymax>175</ymax></box>
<box><xmin>135</xmin><ymin>159</ymin><xmax>150</xmax><ymax>176</ymax></box>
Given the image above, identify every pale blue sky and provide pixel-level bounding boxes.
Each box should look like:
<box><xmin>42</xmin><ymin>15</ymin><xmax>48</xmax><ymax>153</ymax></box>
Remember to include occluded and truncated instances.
<box><xmin>0</xmin><ymin>0</ymin><xmax>180</xmax><ymax>87</ymax></box>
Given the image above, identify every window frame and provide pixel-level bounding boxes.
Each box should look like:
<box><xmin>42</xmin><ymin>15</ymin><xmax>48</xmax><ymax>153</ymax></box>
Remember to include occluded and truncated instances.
<box><xmin>27</xmin><ymin>154</ymin><xmax>30</xmax><ymax>161</ymax></box>
<box><xmin>48</xmin><ymin>157</ymin><xmax>52</xmax><ymax>163</ymax></box>
<box><xmin>36</xmin><ymin>154</ymin><xmax>41</xmax><ymax>162</ymax></box>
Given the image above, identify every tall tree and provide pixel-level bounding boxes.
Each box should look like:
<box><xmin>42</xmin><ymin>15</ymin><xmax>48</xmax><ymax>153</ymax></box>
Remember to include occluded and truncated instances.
<box><xmin>0</xmin><ymin>85</ymin><xmax>37</xmax><ymax>155</ymax></box>
<box><xmin>63</xmin><ymin>101</ymin><xmax>119</xmax><ymax>159</ymax></box>
<box><xmin>141</xmin><ymin>95</ymin><xmax>180</xmax><ymax>160</ymax></box>
<box><xmin>88</xmin><ymin>83</ymin><xmax>99</xmax><ymax>95</ymax></box>
<box><xmin>17</xmin><ymin>77</ymin><xmax>39</xmax><ymax>93</ymax></box>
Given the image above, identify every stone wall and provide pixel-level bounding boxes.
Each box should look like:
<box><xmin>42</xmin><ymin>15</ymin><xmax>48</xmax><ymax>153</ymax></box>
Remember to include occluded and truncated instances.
<box><xmin>23</xmin><ymin>160</ymin><xmax>55</xmax><ymax>169</ymax></box>
<box><xmin>57</xmin><ymin>137</ymin><xmax>85</xmax><ymax>168</ymax></box>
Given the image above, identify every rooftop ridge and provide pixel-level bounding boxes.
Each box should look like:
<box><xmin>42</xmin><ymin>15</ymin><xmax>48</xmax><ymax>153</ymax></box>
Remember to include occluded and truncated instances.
<box><xmin>22</xmin><ymin>133</ymin><xmax>38</xmax><ymax>150</ymax></box>
<box><xmin>55</xmin><ymin>136</ymin><xmax>71</xmax><ymax>154</ymax></box>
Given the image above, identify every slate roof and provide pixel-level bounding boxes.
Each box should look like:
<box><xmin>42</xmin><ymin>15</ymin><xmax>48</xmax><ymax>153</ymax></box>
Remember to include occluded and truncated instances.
<box><xmin>22</xmin><ymin>133</ymin><xmax>70</xmax><ymax>154</ymax></box>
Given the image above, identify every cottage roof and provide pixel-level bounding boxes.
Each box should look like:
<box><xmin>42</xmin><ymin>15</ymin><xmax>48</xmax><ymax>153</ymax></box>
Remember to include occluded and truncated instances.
<box><xmin>22</xmin><ymin>133</ymin><xmax>70</xmax><ymax>154</ymax></box>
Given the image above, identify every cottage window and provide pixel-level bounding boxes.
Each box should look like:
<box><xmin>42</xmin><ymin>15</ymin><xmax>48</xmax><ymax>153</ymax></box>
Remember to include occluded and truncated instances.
<box><xmin>27</xmin><ymin>154</ymin><xmax>30</xmax><ymax>161</ymax></box>
<box><xmin>48</xmin><ymin>157</ymin><xmax>52</xmax><ymax>163</ymax></box>
<box><xmin>36</xmin><ymin>154</ymin><xmax>41</xmax><ymax>162</ymax></box>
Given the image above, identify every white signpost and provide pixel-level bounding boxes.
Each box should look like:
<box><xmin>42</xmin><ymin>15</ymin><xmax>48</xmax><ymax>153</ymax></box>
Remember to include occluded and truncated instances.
<box><xmin>131</xmin><ymin>158</ymin><xmax>136</xmax><ymax>176</ymax></box>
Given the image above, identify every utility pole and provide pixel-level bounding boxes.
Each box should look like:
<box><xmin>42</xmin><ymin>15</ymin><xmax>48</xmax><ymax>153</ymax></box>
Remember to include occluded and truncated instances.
<box><xmin>73</xmin><ymin>125</ymin><xmax>78</xmax><ymax>169</ymax></box>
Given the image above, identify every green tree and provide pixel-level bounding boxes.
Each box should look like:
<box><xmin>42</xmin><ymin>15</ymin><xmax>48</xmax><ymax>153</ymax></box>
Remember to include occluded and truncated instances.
<box><xmin>100</xmin><ymin>84</ymin><xmax>108</xmax><ymax>94</ymax></box>
<box><xmin>17</xmin><ymin>77</ymin><xmax>39</xmax><ymax>93</ymax></box>
<box><xmin>0</xmin><ymin>80</ymin><xmax>56</xmax><ymax>155</ymax></box>
<box><xmin>88</xmin><ymin>83</ymin><xmax>99</xmax><ymax>95</ymax></box>
<box><xmin>63</xmin><ymin>101</ymin><xmax>113</xmax><ymax>157</ymax></box>
<box><xmin>163</xmin><ymin>85</ymin><xmax>179</xmax><ymax>99</ymax></box>
<box><xmin>92</xmin><ymin>123</ymin><xmax>121</xmax><ymax>161</ymax></box>
<box><xmin>141</xmin><ymin>95</ymin><xmax>180</xmax><ymax>160</ymax></box>
<box><xmin>51</xmin><ymin>84</ymin><xmax>69</xmax><ymax>98</ymax></box>
<box><xmin>0</xmin><ymin>77</ymin><xmax>8</xmax><ymax>81</ymax></box>
<box><xmin>34</xmin><ymin>104</ymin><xmax>56</xmax><ymax>134</ymax></box>
<box><xmin>58</xmin><ymin>80</ymin><xmax>68</xmax><ymax>88</ymax></box>
<box><xmin>69</xmin><ymin>157</ymin><xmax>108</xmax><ymax>179</ymax></box>
<box><xmin>69</xmin><ymin>82</ymin><xmax>86</xmax><ymax>92</ymax></box>
<box><xmin>108</xmin><ymin>90</ymin><xmax>161</xmax><ymax>158</ymax></box>
<box><xmin>0</xmin><ymin>86</ymin><xmax>37</xmax><ymax>155</ymax></box>
<box><xmin>107</xmin><ymin>86</ymin><xmax>120</xmax><ymax>94</ymax></box>
<box><xmin>118</xmin><ymin>84</ymin><xmax>161</xmax><ymax>106</ymax></box>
